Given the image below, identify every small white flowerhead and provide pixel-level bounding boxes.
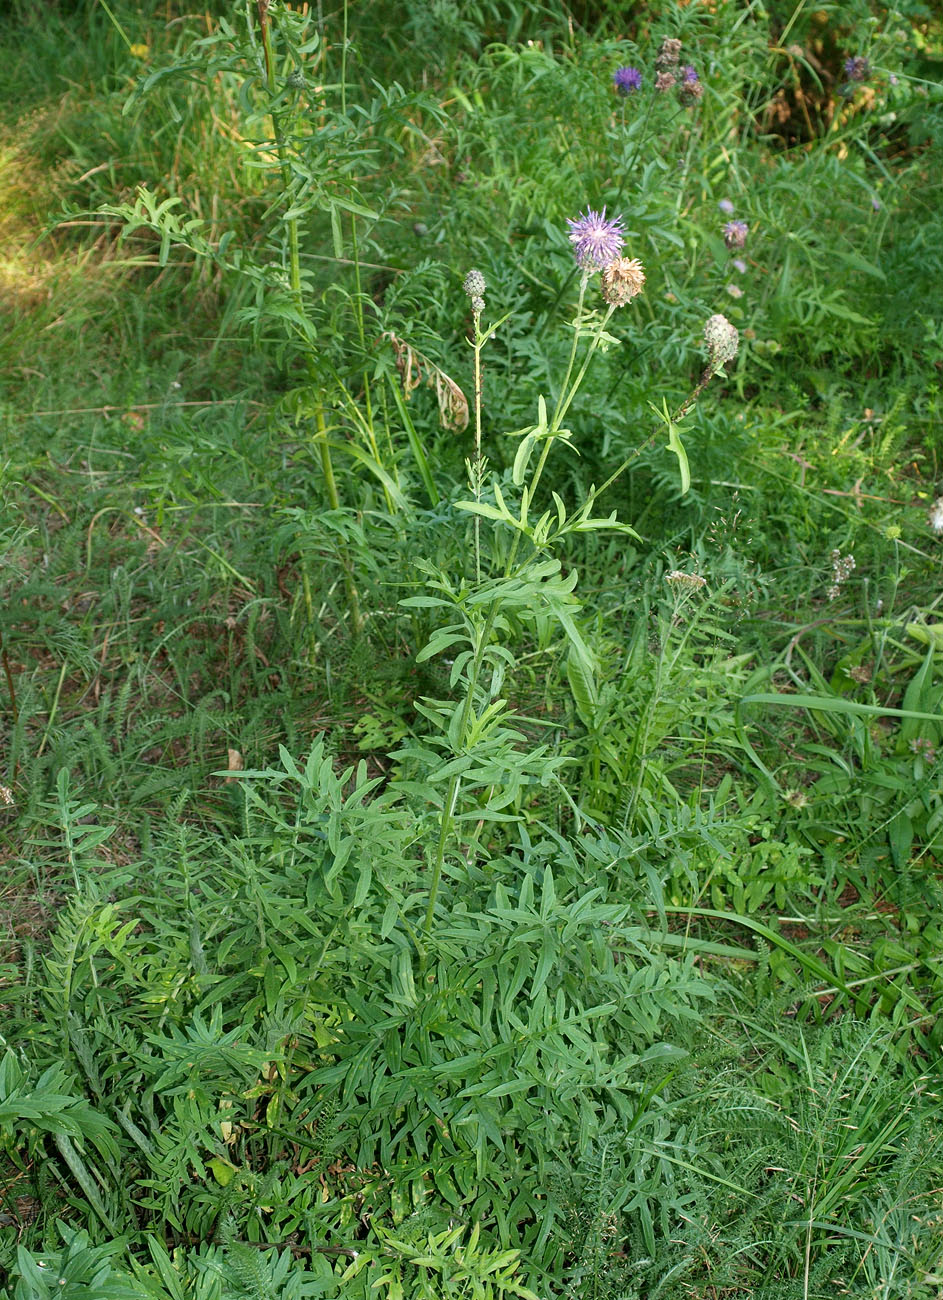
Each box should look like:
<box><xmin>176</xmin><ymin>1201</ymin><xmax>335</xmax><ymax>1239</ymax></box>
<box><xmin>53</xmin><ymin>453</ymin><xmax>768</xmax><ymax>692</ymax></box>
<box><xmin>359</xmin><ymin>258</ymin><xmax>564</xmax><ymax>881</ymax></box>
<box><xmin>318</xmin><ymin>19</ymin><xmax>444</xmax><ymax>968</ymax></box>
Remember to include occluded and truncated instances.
<box><xmin>827</xmin><ymin>550</ymin><xmax>855</xmax><ymax>600</ymax></box>
<box><xmin>928</xmin><ymin>496</ymin><xmax>943</xmax><ymax>535</ymax></box>
<box><xmin>784</xmin><ymin>789</ymin><xmax>809</xmax><ymax>809</ymax></box>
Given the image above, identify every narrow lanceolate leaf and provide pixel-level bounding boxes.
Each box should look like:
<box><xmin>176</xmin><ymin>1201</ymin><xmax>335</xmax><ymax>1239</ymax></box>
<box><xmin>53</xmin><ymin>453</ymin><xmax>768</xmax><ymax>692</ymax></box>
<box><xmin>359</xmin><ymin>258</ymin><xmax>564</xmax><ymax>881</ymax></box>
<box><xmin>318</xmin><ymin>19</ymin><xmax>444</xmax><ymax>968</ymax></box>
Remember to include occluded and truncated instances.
<box><xmin>53</xmin><ymin>1133</ymin><xmax>121</xmax><ymax>1235</ymax></box>
<box><xmin>742</xmin><ymin>690</ymin><xmax>942</xmax><ymax>724</ymax></box>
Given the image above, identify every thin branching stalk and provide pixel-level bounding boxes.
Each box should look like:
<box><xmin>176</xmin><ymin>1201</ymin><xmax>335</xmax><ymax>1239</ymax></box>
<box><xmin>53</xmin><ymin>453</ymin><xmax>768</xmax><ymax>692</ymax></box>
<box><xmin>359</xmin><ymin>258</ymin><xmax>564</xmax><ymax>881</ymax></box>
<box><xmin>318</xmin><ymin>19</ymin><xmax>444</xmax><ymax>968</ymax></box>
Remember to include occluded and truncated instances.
<box><xmin>512</xmin><ymin>289</ymin><xmax>617</xmax><ymax>570</ymax></box>
<box><xmin>424</xmin><ymin>288</ymin><xmax>621</xmax><ymax>941</ymax></box>
<box><xmin>589</xmin><ymin>360</ymin><xmax>720</xmax><ymax>505</ymax></box>
<box><xmin>471</xmin><ymin>303</ymin><xmax>484</xmax><ymax>584</ymax></box>
<box><xmin>315</xmin><ymin>405</ymin><xmax>363</xmax><ymax>633</ymax></box>
<box><xmin>549</xmin><ymin>275</ymin><xmax>589</xmax><ymax>433</ymax></box>
<box><xmin>256</xmin><ymin>1</ymin><xmax>302</xmax><ymax>305</ymax></box>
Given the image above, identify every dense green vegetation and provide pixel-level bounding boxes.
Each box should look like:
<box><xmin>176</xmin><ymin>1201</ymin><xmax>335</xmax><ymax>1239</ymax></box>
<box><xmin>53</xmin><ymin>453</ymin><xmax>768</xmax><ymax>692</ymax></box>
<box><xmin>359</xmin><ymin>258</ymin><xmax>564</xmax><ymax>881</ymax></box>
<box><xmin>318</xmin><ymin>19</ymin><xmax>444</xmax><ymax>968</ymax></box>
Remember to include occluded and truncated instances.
<box><xmin>2</xmin><ymin>0</ymin><xmax>943</xmax><ymax>1295</ymax></box>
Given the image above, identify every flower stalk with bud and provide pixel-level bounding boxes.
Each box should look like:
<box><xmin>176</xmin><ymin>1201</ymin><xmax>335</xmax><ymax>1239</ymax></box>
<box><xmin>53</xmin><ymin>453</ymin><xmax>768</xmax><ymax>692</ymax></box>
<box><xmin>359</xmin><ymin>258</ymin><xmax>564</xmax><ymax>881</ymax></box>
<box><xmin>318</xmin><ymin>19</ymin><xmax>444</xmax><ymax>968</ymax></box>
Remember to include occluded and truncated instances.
<box><xmin>587</xmin><ymin>313</ymin><xmax>740</xmax><ymax>506</ymax></box>
<box><xmin>463</xmin><ymin>269</ymin><xmax>488</xmax><ymax>583</ymax></box>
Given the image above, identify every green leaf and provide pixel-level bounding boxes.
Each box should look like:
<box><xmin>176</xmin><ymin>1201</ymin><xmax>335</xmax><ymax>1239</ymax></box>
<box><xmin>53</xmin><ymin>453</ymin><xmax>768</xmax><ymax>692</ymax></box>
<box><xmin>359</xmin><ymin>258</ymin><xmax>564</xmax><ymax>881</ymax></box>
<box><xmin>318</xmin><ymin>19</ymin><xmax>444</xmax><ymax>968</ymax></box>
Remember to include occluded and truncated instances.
<box><xmin>387</xmin><ymin>375</ymin><xmax>439</xmax><ymax>506</ymax></box>
<box><xmin>663</xmin><ymin>403</ymin><xmax>690</xmax><ymax>494</ymax></box>
<box><xmin>566</xmin><ymin>649</ymin><xmax>597</xmax><ymax>723</ymax></box>
<box><xmin>330</xmin><ymin>203</ymin><xmax>344</xmax><ymax>259</ymax></box>
<box><xmin>208</xmin><ymin>1156</ymin><xmax>238</xmax><ymax>1187</ymax></box>
<box><xmin>53</xmin><ymin>1133</ymin><xmax>121</xmax><ymax>1235</ymax></box>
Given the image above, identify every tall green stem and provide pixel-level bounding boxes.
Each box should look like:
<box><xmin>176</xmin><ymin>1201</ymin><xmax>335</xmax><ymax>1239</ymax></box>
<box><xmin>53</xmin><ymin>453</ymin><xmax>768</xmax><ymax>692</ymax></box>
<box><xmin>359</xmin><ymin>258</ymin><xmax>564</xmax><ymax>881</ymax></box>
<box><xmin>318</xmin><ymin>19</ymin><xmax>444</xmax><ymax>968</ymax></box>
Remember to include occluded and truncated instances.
<box><xmin>425</xmin><ymin>287</ymin><xmax>619</xmax><ymax>939</ymax></box>
<box><xmin>516</xmin><ymin>291</ymin><xmax>616</xmax><ymax>569</ymax></box>
<box><xmin>549</xmin><ymin>276</ymin><xmax>589</xmax><ymax>432</ymax></box>
<box><xmin>257</xmin><ymin>2</ymin><xmax>362</xmax><ymax>632</ymax></box>
<box><xmin>471</xmin><ymin>307</ymin><xmax>484</xmax><ymax>584</ymax></box>
<box><xmin>257</xmin><ymin>1</ymin><xmax>302</xmax><ymax>307</ymax></box>
<box><xmin>315</xmin><ymin>406</ymin><xmax>362</xmax><ymax>634</ymax></box>
<box><xmin>422</xmin><ymin>610</ymin><xmax>496</xmax><ymax>944</ymax></box>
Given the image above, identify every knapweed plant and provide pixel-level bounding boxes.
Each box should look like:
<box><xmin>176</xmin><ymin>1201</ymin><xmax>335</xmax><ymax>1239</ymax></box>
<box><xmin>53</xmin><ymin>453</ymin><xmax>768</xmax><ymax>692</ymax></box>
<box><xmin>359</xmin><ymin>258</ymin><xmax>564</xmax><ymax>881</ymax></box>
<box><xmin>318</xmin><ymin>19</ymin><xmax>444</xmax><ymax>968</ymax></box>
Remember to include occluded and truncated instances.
<box><xmin>399</xmin><ymin>205</ymin><xmax>740</xmax><ymax>945</ymax></box>
<box><xmin>5</xmin><ymin>1</ymin><xmax>943</xmax><ymax>1297</ymax></box>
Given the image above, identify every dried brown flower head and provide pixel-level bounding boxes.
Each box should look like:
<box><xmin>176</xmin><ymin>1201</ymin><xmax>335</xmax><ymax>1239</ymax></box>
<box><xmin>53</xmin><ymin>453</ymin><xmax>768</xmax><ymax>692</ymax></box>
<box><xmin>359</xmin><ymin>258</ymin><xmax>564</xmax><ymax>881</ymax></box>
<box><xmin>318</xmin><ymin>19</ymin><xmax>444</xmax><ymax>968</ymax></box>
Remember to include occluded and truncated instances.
<box><xmin>601</xmin><ymin>256</ymin><xmax>646</xmax><ymax>307</ymax></box>
<box><xmin>656</xmin><ymin>37</ymin><xmax>682</xmax><ymax>68</ymax></box>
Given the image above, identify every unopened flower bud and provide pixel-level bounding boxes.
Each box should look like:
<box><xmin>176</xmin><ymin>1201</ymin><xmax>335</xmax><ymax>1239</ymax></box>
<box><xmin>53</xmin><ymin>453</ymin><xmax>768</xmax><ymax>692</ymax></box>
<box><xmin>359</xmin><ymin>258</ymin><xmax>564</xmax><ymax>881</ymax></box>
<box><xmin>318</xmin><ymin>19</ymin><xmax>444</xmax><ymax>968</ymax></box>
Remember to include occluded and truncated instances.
<box><xmin>463</xmin><ymin>269</ymin><xmax>486</xmax><ymax>300</ymax></box>
<box><xmin>704</xmin><ymin>314</ymin><xmax>740</xmax><ymax>366</ymax></box>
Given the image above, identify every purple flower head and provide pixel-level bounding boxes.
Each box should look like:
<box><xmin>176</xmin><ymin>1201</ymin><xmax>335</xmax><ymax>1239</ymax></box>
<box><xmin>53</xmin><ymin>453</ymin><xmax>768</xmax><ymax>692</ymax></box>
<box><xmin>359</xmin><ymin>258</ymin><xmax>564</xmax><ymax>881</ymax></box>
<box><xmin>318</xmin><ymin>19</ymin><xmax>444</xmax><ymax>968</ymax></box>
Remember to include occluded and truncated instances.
<box><xmin>614</xmin><ymin>66</ymin><xmax>643</xmax><ymax>95</ymax></box>
<box><xmin>567</xmin><ymin>206</ymin><xmax>625</xmax><ymax>272</ymax></box>
<box><xmin>718</xmin><ymin>198</ymin><xmax>735</xmax><ymax>214</ymax></box>
<box><xmin>844</xmin><ymin>55</ymin><xmax>870</xmax><ymax>82</ymax></box>
<box><xmin>732</xmin><ymin>257</ymin><xmax>747</xmax><ymax>274</ymax></box>
<box><xmin>723</xmin><ymin>219</ymin><xmax>749</xmax><ymax>250</ymax></box>
<box><xmin>681</xmin><ymin>65</ymin><xmax>699</xmax><ymax>84</ymax></box>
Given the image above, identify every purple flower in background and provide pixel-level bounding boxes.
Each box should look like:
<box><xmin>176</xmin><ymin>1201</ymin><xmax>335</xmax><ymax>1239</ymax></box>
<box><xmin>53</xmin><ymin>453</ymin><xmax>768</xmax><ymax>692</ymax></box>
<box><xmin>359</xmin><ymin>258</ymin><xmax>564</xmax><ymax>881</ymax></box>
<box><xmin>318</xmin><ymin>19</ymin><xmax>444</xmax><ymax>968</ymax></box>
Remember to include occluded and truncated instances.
<box><xmin>723</xmin><ymin>219</ymin><xmax>749</xmax><ymax>250</ymax></box>
<box><xmin>732</xmin><ymin>257</ymin><xmax>747</xmax><ymax>274</ymax></box>
<box><xmin>844</xmin><ymin>55</ymin><xmax>870</xmax><ymax>82</ymax></box>
<box><xmin>614</xmin><ymin>66</ymin><xmax>643</xmax><ymax>95</ymax></box>
<box><xmin>567</xmin><ymin>206</ymin><xmax>625</xmax><ymax>271</ymax></box>
<box><xmin>718</xmin><ymin>198</ymin><xmax>735</xmax><ymax>214</ymax></box>
<box><xmin>678</xmin><ymin>65</ymin><xmax>703</xmax><ymax>104</ymax></box>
